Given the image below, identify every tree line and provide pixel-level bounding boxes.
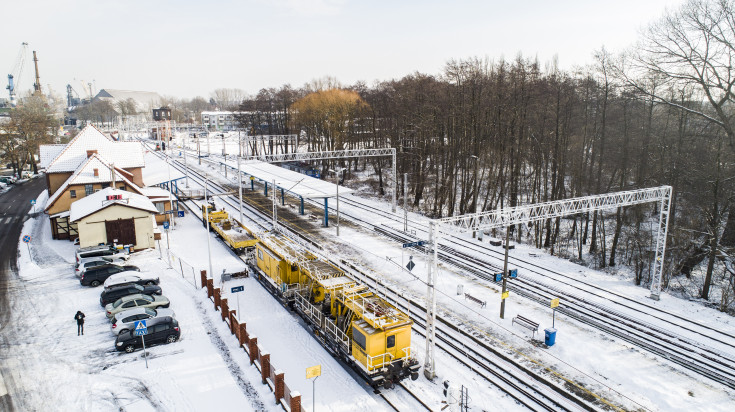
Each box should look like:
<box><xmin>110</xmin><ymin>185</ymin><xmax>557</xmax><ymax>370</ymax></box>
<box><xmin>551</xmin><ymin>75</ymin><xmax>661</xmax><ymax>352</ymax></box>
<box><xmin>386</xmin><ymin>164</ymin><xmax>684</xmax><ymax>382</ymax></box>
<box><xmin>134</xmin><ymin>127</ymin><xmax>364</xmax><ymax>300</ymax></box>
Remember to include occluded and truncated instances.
<box><xmin>229</xmin><ymin>0</ymin><xmax>734</xmax><ymax>309</ymax></box>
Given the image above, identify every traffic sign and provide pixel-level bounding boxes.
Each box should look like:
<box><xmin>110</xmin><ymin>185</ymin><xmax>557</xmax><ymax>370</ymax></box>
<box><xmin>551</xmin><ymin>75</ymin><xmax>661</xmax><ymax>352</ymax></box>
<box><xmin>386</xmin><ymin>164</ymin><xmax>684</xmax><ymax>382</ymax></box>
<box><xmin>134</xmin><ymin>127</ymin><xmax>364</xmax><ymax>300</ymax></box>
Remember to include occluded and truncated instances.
<box><xmin>402</xmin><ymin>240</ymin><xmax>425</xmax><ymax>249</ymax></box>
<box><xmin>231</xmin><ymin>286</ymin><xmax>244</xmax><ymax>293</ymax></box>
<box><xmin>406</xmin><ymin>260</ymin><xmax>415</xmax><ymax>272</ymax></box>
<box><xmin>501</xmin><ymin>291</ymin><xmax>509</xmax><ymax>300</ymax></box>
<box><xmin>163</xmin><ymin>221</ymin><xmax>170</xmax><ymax>230</ymax></box>
<box><xmin>306</xmin><ymin>365</ymin><xmax>321</xmax><ymax>379</ymax></box>
<box><xmin>177</xmin><ymin>210</ymin><xmax>185</xmax><ymax>218</ymax></box>
<box><xmin>30</xmin><ymin>199</ymin><xmax>36</xmax><ymax>205</ymax></box>
<box><xmin>134</xmin><ymin>320</ymin><xmax>148</xmax><ymax>336</ymax></box>
<box><xmin>550</xmin><ymin>298</ymin><xmax>560</xmax><ymax>308</ymax></box>
<box><xmin>22</xmin><ymin>235</ymin><xmax>31</xmax><ymax>243</ymax></box>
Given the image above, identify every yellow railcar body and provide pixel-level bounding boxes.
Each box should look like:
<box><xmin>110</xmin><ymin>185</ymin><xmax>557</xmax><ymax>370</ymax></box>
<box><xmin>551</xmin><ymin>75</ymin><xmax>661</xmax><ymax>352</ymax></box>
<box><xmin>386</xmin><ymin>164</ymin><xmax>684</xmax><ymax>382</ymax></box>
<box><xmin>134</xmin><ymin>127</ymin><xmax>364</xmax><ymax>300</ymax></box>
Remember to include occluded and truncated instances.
<box><xmin>351</xmin><ymin>320</ymin><xmax>413</xmax><ymax>372</ymax></box>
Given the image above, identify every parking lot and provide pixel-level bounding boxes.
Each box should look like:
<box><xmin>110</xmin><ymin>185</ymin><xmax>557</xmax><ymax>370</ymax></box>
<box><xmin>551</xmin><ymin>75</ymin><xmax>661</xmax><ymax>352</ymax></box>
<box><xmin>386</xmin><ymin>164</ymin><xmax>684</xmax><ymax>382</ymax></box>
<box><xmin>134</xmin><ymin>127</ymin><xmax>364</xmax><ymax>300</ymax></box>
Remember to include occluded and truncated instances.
<box><xmin>3</xmin><ymin>197</ymin><xmax>278</xmax><ymax>411</ymax></box>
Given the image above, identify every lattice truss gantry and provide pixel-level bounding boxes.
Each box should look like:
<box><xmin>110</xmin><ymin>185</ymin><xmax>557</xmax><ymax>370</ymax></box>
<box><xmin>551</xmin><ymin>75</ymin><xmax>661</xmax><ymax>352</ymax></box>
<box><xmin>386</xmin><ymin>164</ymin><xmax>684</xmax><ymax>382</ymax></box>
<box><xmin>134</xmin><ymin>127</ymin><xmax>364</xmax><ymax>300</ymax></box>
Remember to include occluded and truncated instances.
<box><xmin>422</xmin><ymin>185</ymin><xmax>672</xmax><ymax>379</ymax></box>
<box><xmin>244</xmin><ymin>148</ymin><xmax>398</xmax><ymax>212</ymax></box>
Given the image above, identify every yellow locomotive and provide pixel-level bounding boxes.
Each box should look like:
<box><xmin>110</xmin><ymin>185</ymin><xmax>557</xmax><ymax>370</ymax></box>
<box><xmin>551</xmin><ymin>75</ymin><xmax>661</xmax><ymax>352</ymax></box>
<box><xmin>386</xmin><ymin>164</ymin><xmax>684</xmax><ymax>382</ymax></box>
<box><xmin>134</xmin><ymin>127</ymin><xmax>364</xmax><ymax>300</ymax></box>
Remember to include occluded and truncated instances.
<box><xmin>253</xmin><ymin>231</ymin><xmax>420</xmax><ymax>388</ymax></box>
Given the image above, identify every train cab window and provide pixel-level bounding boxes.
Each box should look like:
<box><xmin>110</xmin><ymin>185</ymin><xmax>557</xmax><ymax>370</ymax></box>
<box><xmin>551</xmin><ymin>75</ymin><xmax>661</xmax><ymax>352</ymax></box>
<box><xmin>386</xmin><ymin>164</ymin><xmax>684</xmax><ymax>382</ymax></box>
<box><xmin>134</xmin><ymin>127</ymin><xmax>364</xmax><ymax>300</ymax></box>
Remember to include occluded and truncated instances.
<box><xmin>291</xmin><ymin>264</ymin><xmax>298</xmax><ymax>272</ymax></box>
<box><xmin>387</xmin><ymin>335</ymin><xmax>395</xmax><ymax>349</ymax></box>
<box><xmin>353</xmin><ymin>329</ymin><xmax>366</xmax><ymax>350</ymax></box>
<box><xmin>258</xmin><ymin>249</ymin><xmax>263</xmax><ymax>260</ymax></box>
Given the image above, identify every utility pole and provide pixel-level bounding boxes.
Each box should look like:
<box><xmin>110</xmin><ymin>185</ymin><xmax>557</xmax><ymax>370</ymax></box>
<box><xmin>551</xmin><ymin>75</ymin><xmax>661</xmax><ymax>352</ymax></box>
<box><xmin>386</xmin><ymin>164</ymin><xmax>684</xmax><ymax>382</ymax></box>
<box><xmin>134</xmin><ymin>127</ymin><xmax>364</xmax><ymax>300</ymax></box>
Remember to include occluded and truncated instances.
<box><xmin>500</xmin><ymin>227</ymin><xmax>510</xmax><ymax>319</ymax></box>
<box><xmin>403</xmin><ymin>173</ymin><xmax>408</xmax><ymax>232</ymax></box>
<box><xmin>197</xmin><ymin>135</ymin><xmax>201</xmax><ymax>165</ymax></box>
<box><xmin>424</xmin><ymin>221</ymin><xmax>438</xmax><ymax>380</ymax></box>
<box><xmin>272</xmin><ymin>179</ymin><xmax>278</xmax><ymax>232</ymax></box>
<box><xmin>238</xmin><ymin>155</ymin><xmax>243</xmax><ymax>225</ymax></box>
<box><xmin>205</xmin><ymin>174</ymin><xmax>213</xmax><ymax>279</ymax></box>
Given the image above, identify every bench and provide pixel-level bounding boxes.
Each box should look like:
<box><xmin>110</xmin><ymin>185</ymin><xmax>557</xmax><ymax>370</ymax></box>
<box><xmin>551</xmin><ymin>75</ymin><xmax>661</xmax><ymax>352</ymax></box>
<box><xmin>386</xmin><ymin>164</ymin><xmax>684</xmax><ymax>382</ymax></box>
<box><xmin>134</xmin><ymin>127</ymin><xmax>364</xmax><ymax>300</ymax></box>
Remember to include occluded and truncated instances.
<box><xmin>464</xmin><ymin>293</ymin><xmax>486</xmax><ymax>308</ymax></box>
<box><xmin>512</xmin><ymin>315</ymin><xmax>539</xmax><ymax>339</ymax></box>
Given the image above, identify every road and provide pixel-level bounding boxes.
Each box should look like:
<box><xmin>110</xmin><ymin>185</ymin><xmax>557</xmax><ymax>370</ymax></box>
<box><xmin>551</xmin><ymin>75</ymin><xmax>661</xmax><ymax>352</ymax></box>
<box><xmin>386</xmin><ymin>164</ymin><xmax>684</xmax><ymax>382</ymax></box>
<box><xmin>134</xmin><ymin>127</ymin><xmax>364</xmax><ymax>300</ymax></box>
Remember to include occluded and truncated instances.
<box><xmin>0</xmin><ymin>177</ymin><xmax>45</xmax><ymax>412</ymax></box>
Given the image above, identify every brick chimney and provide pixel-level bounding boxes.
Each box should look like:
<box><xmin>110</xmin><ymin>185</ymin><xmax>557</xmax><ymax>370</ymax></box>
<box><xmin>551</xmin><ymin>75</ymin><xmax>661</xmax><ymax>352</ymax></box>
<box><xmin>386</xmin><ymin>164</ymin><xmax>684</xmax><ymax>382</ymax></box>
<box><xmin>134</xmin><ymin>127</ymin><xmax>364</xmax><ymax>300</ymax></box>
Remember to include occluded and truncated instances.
<box><xmin>93</xmin><ymin>168</ymin><xmax>99</xmax><ymax>177</ymax></box>
<box><xmin>86</xmin><ymin>150</ymin><xmax>97</xmax><ymax>158</ymax></box>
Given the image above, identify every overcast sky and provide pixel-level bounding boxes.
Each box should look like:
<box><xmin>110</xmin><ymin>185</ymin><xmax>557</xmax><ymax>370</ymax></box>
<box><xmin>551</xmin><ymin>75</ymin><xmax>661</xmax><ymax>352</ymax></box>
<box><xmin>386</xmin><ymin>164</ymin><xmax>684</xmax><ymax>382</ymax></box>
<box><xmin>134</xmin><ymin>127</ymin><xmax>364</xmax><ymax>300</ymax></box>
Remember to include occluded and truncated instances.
<box><xmin>4</xmin><ymin>0</ymin><xmax>685</xmax><ymax>100</ymax></box>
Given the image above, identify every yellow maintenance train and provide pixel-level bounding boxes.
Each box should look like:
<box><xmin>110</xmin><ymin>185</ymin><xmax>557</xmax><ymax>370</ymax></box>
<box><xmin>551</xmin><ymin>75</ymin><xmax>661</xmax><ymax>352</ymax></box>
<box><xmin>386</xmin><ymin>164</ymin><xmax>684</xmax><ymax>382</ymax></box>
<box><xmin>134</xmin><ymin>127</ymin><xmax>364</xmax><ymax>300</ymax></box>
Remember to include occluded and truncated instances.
<box><xmin>202</xmin><ymin>204</ymin><xmax>420</xmax><ymax>388</ymax></box>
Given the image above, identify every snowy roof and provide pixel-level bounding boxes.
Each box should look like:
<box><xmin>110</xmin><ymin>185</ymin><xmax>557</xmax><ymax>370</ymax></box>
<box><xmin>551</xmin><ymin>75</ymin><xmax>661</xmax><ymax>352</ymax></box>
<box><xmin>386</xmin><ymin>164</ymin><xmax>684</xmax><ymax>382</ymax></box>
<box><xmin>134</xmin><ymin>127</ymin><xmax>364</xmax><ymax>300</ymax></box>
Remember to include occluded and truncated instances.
<box><xmin>141</xmin><ymin>151</ymin><xmax>186</xmax><ymax>186</ymax></box>
<box><xmin>39</xmin><ymin>144</ymin><xmax>66</xmax><ymax>168</ymax></box>
<box><xmin>139</xmin><ymin>186</ymin><xmax>172</xmax><ymax>199</ymax></box>
<box><xmin>94</xmin><ymin>89</ymin><xmax>163</xmax><ymax>111</ymax></box>
<box><xmin>70</xmin><ymin>187</ymin><xmax>157</xmax><ymax>222</ymax></box>
<box><xmin>44</xmin><ymin>125</ymin><xmax>145</xmax><ymax>173</ymax></box>
<box><xmin>45</xmin><ymin>154</ymin><xmax>142</xmax><ymax>212</ymax></box>
<box><xmin>241</xmin><ymin>160</ymin><xmax>352</xmax><ymax>199</ymax></box>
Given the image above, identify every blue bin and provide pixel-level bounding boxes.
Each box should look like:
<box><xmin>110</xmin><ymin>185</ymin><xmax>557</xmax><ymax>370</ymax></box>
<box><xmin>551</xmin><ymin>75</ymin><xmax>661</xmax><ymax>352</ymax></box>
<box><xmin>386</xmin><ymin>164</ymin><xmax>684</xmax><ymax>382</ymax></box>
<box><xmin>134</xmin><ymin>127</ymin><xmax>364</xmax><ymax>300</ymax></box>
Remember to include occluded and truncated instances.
<box><xmin>544</xmin><ymin>328</ymin><xmax>557</xmax><ymax>347</ymax></box>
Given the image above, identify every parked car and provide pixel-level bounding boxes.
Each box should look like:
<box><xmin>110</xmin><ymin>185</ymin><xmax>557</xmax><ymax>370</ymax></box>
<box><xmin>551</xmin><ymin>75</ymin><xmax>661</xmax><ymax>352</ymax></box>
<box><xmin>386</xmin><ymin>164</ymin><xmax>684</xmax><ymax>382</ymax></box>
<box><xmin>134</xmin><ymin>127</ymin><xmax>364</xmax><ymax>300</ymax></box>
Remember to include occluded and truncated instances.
<box><xmin>103</xmin><ymin>272</ymin><xmax>160</xmax><ymax>289</ymax></box>
<box><xmin>75</xmin><ymin>256</ymin><xmax>126</xmax><ymax>278</ymax></box>
<box><xmin>100</xmin><ymin>283</ymin><xmax>163</xmax><ymax>306</ymax></box>
<box><xmin>115</xmin><ymin>316</ymin><xmax>180</xmax><ymax>353</ymax></box>
<box><xmin>79</xmin><ymin>264</ymin><xmax>139</xmax><ymax>287</ymax></box>
<box><xmin>110</xmin><ymin>307</ymin><xmax>175</xmax><ymax>336</ymax></box>
<box><xmin>75</xmin><ymin>246</ymin><xmax>130</xmax><ymax>264</ymax></box>
<box><xmin>105</xmin><ymin>293</ymin><xmax>170</xmax><ymax>320</ymax></box>
<box><xmin>0</xmin><ymin>176</ymin><xmax>14</xmax><ymax>185</ymax></box>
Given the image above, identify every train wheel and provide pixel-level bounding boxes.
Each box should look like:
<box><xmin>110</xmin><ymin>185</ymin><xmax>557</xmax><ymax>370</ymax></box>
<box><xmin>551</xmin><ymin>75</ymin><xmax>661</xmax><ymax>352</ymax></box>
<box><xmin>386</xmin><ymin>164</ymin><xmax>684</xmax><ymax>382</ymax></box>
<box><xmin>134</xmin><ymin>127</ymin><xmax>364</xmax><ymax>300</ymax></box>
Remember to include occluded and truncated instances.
<box><xmin>411</xmin><ymin>372</ymin><xmax>419</xmax><ymax>381</ymax></box>
<box><xmin>383</xmin><ymin>379</ymin><xmax>394</xmax><ymax>390</ymax></box>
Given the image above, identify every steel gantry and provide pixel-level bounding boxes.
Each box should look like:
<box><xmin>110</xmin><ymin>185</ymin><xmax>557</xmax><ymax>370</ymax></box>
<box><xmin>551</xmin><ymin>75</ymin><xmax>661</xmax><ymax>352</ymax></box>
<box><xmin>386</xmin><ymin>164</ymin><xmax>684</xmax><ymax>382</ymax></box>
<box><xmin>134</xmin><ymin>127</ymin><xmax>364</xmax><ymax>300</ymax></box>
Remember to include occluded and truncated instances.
<box><xmin>244</xmin><ymin>148</ymin><xmax>398</xmax><ymax>212</ymax></box>
<box><xmin>422</xmin><ymin>185</ymin><xmax>672</xmax><ymax>379</ymax></box>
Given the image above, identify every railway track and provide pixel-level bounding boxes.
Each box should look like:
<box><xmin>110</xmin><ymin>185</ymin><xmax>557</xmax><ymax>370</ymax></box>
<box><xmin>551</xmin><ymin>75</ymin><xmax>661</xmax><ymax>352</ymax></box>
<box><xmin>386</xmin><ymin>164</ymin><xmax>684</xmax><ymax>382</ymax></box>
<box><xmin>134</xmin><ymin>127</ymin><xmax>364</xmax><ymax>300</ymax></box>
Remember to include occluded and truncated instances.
<box><xmin>318</xmin><ymin>190</ymin><xmax>735</xmax><ymax>390</ymax></box>
<box><xmin>147</xmin><ymin>144</ymin><xmax>599</xmax><ymax>411</ymax></box>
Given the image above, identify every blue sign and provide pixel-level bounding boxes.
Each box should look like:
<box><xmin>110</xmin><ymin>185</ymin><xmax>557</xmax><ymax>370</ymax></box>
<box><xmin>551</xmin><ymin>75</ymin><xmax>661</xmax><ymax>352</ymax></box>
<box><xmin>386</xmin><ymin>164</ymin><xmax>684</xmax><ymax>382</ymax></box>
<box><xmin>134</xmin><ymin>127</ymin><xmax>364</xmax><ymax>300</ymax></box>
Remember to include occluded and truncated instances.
<box><xmin>509</xmin><ymin>269</ymin><xmax>518</xmax><ymax>279</ymax></box>
<box><xmin>163</xmin><ymin>221</ymin><xmax>170</xmax><ymax>230</ymax></box>
<box><xmin>22</xmin><ymin>235</ymin><xmax>31</xmax><ymax>243</ymax></box>
<box><xmin>402</xmin><ymin>240</ymin><xmax>426</xmax><ymax>249</ymax></box>
<box><xmin>177</xmin><ymin>210</ymin><xmax>185</xmax><ymax>218</ymax></box>
<box><xmin>30</xmin><ymin>199</ymin><xmax>36</xmax><ymax>205</ymax></box>
<box><xmin>133</xmin><ymin>320</ymin><xmax>148</xmax><ymax>336</ymax></box>
<box><xmin>231</xmin><ymin>286</ymin><xmax>244</xmax><ymax>293</ymax></box>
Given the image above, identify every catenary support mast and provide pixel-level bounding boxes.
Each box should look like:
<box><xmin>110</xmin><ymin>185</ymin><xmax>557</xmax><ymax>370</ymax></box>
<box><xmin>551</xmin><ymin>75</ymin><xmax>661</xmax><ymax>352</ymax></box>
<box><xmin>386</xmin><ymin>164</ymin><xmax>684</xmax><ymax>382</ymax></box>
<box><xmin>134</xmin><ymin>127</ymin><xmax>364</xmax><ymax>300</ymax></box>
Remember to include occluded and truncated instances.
<box><xmin>423</xmin><ymin>186</ymin><xmax>672</xmax><ymax>379</ymax></box>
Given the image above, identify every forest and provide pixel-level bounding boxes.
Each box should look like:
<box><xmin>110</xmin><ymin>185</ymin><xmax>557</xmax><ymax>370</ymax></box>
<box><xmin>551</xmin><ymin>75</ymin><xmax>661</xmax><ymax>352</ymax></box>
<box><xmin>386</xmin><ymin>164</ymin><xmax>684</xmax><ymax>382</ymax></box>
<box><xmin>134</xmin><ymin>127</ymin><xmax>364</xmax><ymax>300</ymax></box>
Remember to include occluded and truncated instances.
<box><xmin>223</xmin><ymin>0</ymin><xmax>734</xmax><ymax>311</ymax></box>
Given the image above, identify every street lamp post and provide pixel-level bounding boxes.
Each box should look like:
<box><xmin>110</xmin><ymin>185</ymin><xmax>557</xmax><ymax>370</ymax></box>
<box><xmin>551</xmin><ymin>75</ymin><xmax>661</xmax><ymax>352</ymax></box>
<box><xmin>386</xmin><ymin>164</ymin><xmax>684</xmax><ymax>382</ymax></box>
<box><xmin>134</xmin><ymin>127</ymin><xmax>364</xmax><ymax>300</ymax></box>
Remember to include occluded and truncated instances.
<box><xmin>204</xmin><ymin>174</ymin><xmax>213</xmax><ymax>279</ymax></box>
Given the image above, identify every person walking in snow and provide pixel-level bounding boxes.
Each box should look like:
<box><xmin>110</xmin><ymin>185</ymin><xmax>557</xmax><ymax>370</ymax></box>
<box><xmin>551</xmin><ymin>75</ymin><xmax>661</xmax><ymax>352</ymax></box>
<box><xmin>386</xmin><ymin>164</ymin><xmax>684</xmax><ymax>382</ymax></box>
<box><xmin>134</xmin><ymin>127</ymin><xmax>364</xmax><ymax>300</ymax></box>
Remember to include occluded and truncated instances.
<box><xmin>74</xmin><ymin>310</ymin><xmax>85</xmax><ymax>335</ymax></box>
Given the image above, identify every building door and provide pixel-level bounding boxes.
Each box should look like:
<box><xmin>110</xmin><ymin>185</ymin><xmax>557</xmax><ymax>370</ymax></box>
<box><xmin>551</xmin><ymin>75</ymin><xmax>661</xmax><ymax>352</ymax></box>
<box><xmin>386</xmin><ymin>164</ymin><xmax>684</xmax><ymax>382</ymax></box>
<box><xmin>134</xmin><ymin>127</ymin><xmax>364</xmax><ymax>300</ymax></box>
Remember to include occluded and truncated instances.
<box><xmin>105</xmin><ymin>218</ymin><xmax>136</xmax><ymax>245</ymax></box>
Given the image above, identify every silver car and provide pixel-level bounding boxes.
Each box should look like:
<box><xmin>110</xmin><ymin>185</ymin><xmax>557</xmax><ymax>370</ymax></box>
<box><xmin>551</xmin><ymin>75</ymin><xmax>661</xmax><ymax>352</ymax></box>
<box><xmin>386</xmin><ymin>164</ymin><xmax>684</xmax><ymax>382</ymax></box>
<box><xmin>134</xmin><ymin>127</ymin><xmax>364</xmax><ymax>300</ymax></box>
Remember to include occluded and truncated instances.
<box><xmin>105</xmin><ymin>294</ymin><xmax>170</xmax><ymax>320</ymax></box>
<box><xmin>110</xmin><ymin>307</ymin><xmax>176</xmax><ymax>336</ymax></box>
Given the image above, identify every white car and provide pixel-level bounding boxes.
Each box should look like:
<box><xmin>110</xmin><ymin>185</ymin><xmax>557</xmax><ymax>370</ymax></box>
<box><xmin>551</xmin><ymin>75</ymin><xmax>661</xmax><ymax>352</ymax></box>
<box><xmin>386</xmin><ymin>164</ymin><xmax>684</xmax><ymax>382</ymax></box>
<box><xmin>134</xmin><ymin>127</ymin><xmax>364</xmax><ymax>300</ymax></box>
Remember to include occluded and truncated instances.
<box><xmin>75</xmin><ymin>256</ymin><xmax>126</xmax><ymax>278</ymax></box>
<box><xmin>110</xmin><ymin>307</ymin><xmax>176</xmax><ymax>336</ymax></box>
<box><xmin>103</xmin><ymin>272</ymin><xmax>160</xmax><ymax>289</ymax></box>
<box><xmin>75</xmin><ymin>246</ymin><xmax>130</xmax><ymax>264</ymax></box>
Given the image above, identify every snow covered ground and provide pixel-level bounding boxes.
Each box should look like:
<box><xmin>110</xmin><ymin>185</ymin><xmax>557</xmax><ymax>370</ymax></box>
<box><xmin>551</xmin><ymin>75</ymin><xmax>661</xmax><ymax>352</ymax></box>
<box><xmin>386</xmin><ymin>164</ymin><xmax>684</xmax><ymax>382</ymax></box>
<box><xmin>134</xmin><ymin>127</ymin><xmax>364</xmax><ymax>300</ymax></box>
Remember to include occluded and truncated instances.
<box><xmin>6</xmin><ymin>145</ymin><xmax>734</xmax><ymax>411</ymax></box>
<box><xmin>159</xmin><ymin>142</ymin><xmax>735</xmax><ymax>411</ymax></box>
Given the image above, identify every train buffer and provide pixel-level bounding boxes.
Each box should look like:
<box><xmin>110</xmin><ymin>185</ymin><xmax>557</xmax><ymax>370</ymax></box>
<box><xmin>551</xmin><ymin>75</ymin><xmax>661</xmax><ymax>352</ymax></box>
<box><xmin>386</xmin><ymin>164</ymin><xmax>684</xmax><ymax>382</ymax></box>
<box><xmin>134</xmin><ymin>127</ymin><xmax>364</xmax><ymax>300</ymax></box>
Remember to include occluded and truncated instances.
<box><xmin>464</xmin><ymin>293</ymin><xmax>486</xmax><ymax>308</ymax></box>
<box><xmin>512</xmin><ymin>315</ymin><xmax>539</xmax><ymax>339</ymax></box>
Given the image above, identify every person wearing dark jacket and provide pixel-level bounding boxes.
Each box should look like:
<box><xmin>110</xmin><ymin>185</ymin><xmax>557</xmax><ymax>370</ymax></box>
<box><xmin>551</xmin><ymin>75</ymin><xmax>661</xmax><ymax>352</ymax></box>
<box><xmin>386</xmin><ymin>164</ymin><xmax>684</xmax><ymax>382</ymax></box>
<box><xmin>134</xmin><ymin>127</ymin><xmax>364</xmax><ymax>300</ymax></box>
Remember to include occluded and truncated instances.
<box><xmin>74</xmin><ymin>311</ymin><xmax>85</xmax><ymax>335</ymax></box>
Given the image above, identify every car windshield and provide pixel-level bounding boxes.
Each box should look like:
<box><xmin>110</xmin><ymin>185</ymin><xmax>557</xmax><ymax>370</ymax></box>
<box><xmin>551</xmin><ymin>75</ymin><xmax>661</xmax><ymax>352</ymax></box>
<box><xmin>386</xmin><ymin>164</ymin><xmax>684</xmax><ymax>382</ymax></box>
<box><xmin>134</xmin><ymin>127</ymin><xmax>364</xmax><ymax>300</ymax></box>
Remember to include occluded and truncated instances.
<box><xmin>141</xmin><ymin>295</ymin><xmax>153</xmax><ymax>303</ymax></box>
<box><xmin>133</xmin><ymin>284</ymin><xmax>143</xmax><ymax>291</ymax></box>
<box><xmin>112</xmin><ymin>298</ymin><xmax>128</xmax><ymax>308</ymax></box>
<box><xmin>145</xmin><ymin>308</ymin><xmax>156</xmax><ymax>317</ymax></box>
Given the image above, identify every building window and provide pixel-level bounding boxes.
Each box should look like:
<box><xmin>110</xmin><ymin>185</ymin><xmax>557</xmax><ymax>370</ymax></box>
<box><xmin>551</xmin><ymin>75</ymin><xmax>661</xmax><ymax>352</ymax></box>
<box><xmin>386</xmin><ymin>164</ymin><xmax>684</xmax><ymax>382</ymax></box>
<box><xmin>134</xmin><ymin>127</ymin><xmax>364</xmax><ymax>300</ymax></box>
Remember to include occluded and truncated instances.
<box><xmin>119</xmin><ymin>185</ymin><xmax>126</xmax><ymax>191</ymax></box>
<box><xmin>101</xmin><ymin>182</ymin><xmax>110</xmax><ymax>189</ymax></box>
<box><xmin>69</xmin><ymin>190</ymin><xmax>76</xmax><ymax>198</ymax></box>
<box><xmin>155</xmin><ymin>202</ymin><xmax>166</xmax><ymax>214</ymax></box>
<box><xmin>85</xmin><ymin>184</ymin><xmax>94</xmax><ymax>195</ymax></box>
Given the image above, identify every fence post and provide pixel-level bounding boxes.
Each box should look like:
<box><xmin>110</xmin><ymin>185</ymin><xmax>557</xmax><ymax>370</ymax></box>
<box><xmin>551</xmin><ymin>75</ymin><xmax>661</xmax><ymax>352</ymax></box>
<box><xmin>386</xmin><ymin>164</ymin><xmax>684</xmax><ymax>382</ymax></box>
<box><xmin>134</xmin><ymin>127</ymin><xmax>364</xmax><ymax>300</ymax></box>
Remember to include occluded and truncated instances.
<box><xmin>260</xmin><ymin>351</ymin><xmax>270</xmax><ymax>384</ymax></box>
<box><xmin>290</xmin><ymin>392</ymin><xmax>301</xmax><ymax>412</ymax></box>
<box><xmin>206</xmin><ymin>278</ymin><xmax>214</xmax><ymax>298</ymax></box>
<box><xmin>214</xmin><ymin>288</ymin><xmax>221</xmax><ymax>309</ymax></box>
<box><xmin>249</xmin><ymin>336</ymin><xmax>258</xmax><ymax>365</ymax></box>
<box><xmin>239</xmin><ymin>322</ymin><xmax>247</xmax><ymax>346</ymax></box>
<box><xmin>274</xmin><ymin>370</ymin><xmax>284</xmax><ymax>404</ymax></box>
<box><xmin>200</xmin><ymin>270</ymin><xmax>207</xmax><ymax>289</ymax></box>
<box><xmin>230</xmin><ymin>311</ymin><xmax>238</xmax><ymax>335</ymax></box>
<box><xmin>221</xmin><ymin>297</ymin><xmax>229</xmax><ymax>321</ymax></box>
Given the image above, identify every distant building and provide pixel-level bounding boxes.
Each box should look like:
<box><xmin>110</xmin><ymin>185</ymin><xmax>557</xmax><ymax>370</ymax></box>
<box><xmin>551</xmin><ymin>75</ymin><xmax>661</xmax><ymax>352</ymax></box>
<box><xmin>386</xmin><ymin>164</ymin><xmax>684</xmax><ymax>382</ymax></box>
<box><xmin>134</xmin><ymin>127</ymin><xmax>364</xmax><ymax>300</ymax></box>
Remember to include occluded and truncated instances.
<box><xmin>152</xmin><ymin>107</ymin><xmax>172</xmax><ymax>121</ymax></box>
<box><xmin>201</xmin><ymin>111</ymin><xmax>247</xmax><ymax>131</ymax></box>
<box><xmin>93</xmin><ymin>89</ymin><xmax>164</xmax><ymax>121</ymax></box>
